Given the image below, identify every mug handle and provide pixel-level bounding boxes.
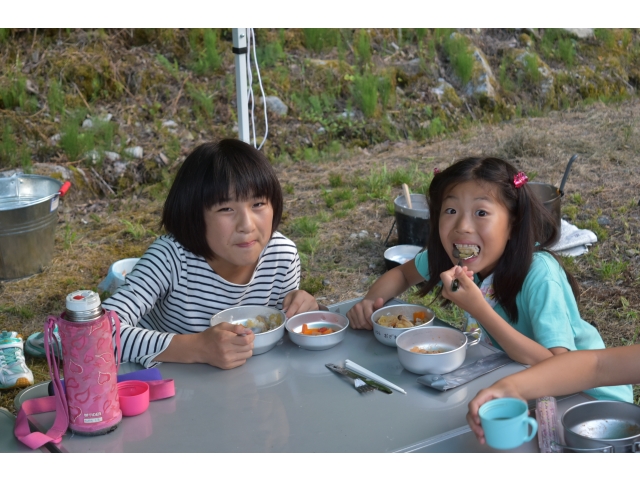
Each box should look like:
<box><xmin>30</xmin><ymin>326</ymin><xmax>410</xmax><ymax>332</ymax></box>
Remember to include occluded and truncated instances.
<box><xmin>523</xmin><ymin>417</ymin><xmax>538</xmax><ymax>443</ymax></box>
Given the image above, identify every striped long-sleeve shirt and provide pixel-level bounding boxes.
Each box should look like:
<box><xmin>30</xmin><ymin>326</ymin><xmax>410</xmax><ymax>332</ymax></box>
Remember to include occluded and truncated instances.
<box><xmin>102</xmin><ymin>232</ymin><xmax>301</xmax><ymax>367</ymax></box>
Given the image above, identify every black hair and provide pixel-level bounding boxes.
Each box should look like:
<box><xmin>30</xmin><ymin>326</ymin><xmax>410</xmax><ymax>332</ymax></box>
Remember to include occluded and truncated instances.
<box><xmin>161</xmin><ymin>139</ymin><xmax>283</xmax><ymax>260</ymax></box>
<box><xmin>419</xmin><ymin>156</ymin><xmax>580</xmax><ymax>323</ymax></box>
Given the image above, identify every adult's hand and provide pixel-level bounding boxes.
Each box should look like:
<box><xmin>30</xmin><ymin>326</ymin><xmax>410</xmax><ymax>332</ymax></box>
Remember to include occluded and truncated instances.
<box><xmin>346</xmin><ymin>297</ymin><xmax>385</xmax><ymax>330</ymax></box>
<box><xmin>282</xmin><ymin>289</ymin><xmax>319</xmax><ymax>318</ymax></box>
<box><xmin>197</xmin><ymin>322</ymin><xmax>255</xmax><ymax>369</ymax></box>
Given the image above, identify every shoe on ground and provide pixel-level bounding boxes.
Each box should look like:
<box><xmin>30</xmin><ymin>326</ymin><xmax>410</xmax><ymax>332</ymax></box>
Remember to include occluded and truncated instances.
<box><xmin>0</xmin><ymin>331</ymin><xmax>34</xmax><ymax>390</ymax></box>
<box><xmin>24</xmin><ymin>327</ymin><xmax>61</xmax><ymax>359</ymax></box>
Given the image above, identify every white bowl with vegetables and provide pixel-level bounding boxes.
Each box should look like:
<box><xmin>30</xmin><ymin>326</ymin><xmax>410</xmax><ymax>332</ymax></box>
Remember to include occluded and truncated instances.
<box><xmin>210</xmin><ymin>305</ymin><xmax>285</xmax><ymax>355</ymax></box>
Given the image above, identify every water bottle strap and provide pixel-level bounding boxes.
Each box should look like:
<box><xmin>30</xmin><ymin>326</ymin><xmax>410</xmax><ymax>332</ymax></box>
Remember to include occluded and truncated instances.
<box><xmin>14</xmin><ymin>316</ymin><xmax>68</xmax><ymax>449</ymax></box>
<box><xmin>108</xmin><ymin>310</ymin><xmax>122</xmax><ymax>370</ymax></box>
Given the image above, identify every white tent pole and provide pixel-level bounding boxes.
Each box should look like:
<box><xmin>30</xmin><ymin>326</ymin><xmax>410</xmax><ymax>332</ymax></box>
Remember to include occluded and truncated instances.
<box><xmin>232</xmin><ymin>28</ymin><xmax>250</xmax><ymax>144</ymax></box>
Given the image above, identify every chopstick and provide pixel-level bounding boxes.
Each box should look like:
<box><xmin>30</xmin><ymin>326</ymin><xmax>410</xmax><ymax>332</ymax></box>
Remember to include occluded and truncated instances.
<box><xmin>345</xmin><ymin>359</ymin><xmax>407</xmax><ymax>395</ymax></box>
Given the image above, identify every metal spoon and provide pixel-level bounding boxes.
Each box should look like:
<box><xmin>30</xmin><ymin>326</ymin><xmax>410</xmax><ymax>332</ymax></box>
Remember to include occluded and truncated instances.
<box><xmin>450</xmin><ymin>247</ymin><xmax>474</xmax><ymax>292</ymax></box>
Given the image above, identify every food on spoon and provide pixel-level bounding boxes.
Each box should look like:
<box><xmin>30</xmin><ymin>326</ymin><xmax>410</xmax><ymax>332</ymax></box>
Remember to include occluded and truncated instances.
<box><xmin>377</xmin><ymin>312</ymin><xmax>430</xmax><ymax>328</ymax></box>
<box><xmin>454</xmin><ymin>244</ymin><xmax>479</xmax><ymax>259</ymax></box>
<box><xmin>301</xmin><ymin>323</ymin><xmax>335</xmax><ymax>335</ymax></box>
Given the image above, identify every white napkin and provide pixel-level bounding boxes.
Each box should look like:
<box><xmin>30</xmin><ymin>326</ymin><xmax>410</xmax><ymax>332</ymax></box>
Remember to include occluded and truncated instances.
<box><xmin>549</xmin><ymin>219</ymin><xmax>598</xmax><ymax>257</ymax></box>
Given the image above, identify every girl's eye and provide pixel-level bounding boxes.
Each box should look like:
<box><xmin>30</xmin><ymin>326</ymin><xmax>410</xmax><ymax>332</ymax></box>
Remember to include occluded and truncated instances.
<box><xmin>216</xmin><ymin>206</ymin><xmax>233</xmax><ymax>212</ymax></box>
<box><xmin>476</xmin><ymin>210</ymin><xmax>487</xmax><ymax>217</ymax></box>
<box><xmin>443</xmin><ymin>207</ymin><xmax>456</xmax><ymax>214</ymax></box>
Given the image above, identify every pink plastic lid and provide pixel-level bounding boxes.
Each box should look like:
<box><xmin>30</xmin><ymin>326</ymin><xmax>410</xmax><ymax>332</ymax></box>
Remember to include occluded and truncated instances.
<box><xmin>117</xmin><ymin>380</ymin><xmax>150</xmax><ymax>417</ymax></box>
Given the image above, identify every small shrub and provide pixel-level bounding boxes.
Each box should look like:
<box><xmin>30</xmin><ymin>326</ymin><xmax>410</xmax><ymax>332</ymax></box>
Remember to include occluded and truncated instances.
<box><xmin>594</xmin><ymin>29</ymin><xmax>616</xmax><ymax>49</ymax></box>
<box><xmin>187</xmin><ymin>84</ymin><xmax>214</xmax><ymax>120</ymax></box>
<box><xmin>60</xmin><ymin>113</ymin><xmax>94</xmax><ymax>162</ymax></box>
<box><xmin>190</xmin><ymin>29</ymin><xmax>221</xmax><ymax>74</ymax></box>
<box><xmin>156</xmin><ymin>54</ymin><xmax>181</xmax><ymax>79</ymax></box>
<box><xmin>558</xmin><ymin>39</ymin><xmax>575</xmax><ymax>68</ymax></box>
<box><xmin>300</xmin><ymin>275</ymin><xmax>323</xmax><ymax>295</ymax></box>
<box><xmin>290</xmin><ymin>216</ymin><xmax>319</xmax><ymax>237</ymax></box>
<box><xmin>352</xmin><ymin>73</ymin><xmax>378</xmax><ymax>118</ymax></box>
<box><xmin>427</xmin><ymin>117</ymin><xmax>446</xmax><ymax>138</ymax></box>
<box><xmin>328</xmin><ymin>172</ymin><xmax>343</xmax><ymax>188</ymax></box>
<box><xmin>257</xmin><ymin>40</ymin><xmax>284</xmax><ymax>67</ymax></box>
<box><xmin>0</xmin><ymin>123</ymin><xmax>17</xmax><ymax>167</ymax></box>
<box><xmin>303</xmin><ymin>28</ymin><xmax>339</xmax><ymax>53</ymax></box>
<box><xmin>444</xmin><ymin>34</ymin><xmax>474</xmax><ymax>85</ymax></box>
<box><xmin>523</xmin><ymin>54</ymin><xmax>542</xmax><ymax>84</ymax></box>
<box><xmin>356</xmin><ymin>30</ymin><xmax>372</xmax><ymax>66</ymax></box>
<box><xmin>47</xmin><ymin>80</ymin><xmax>65</xmax><ymax>117</ymax></box>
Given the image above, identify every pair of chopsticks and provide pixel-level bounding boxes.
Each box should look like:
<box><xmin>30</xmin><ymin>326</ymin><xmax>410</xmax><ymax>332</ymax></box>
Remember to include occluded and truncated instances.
<box><xmin>345</xmin><ymin>359</ymin><xmax>407</xmax><ymax>395</ymax></box>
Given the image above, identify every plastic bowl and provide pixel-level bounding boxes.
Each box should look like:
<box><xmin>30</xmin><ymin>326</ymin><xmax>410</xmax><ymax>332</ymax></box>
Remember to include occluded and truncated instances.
<box><xmin>285</xmin><ymin>311</ymin><xmax>349</xmax><ymax>351</ymax></box>
<box><xmin>370</xmin><ymin>303</ymin><xmax>435</xmax><ymax>347</ymax></box>
<box><xmin>396</xmin><ymin>326</ymin><xmax>480</xmax><ymax>375</ymax></box>
<box><xmin>97</xmin><ymin>258</ymin><xmax>140</xmax><ymax>294</ymax></box>
<box><xmin>383</xmin><ymin>245</ymin><xmax>422</xmax><ymax>270</ymax></box>
<box><xmin>118</xmin><ymin>380</ymin><xmax>150</xmax><ymax>417</ymax></box>
<box><xmin>210</xmin><ymin>305</ymin><xmax>285</xmax><ymax>355</ymax></box>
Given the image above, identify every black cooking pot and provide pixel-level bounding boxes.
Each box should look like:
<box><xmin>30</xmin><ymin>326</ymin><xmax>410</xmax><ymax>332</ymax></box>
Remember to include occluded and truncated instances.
<box><xmin>528</xmin><ymin>154</ymin><xmax>578</xmax><ymax>244</ymax></box>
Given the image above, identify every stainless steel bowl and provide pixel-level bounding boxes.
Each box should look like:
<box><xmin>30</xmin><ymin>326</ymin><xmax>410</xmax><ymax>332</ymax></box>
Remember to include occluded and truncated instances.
<box><xmin>561</xmin><ymin>400</ymin><xmax>640</xmax><ymax>453</ymax></box>
<box><xmin>285</xmin><ymin>311</ymin><xmax>349</xmax><ymax>351</ymax></box>
<box><xmin>210</xmin><ymin>305</ymin><xmax>285</xmax><ymax>355</ymax></box>
<box><xmin>396</xmin><ymin>326</ymin><xmax>480</xmax><ymax>375</ymax></box>
<box><xmin>370</xmin><ymin>303</ymin><xmax>435</xmax><ymax>347</ymax></box>
<box><xmin>383</xmin><ymin>244</ymin><xmax>422</xmax><ymax>270</ymax></box>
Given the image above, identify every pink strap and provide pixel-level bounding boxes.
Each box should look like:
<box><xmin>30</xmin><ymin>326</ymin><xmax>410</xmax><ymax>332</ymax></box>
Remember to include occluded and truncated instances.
<box><xmin>146</xmin><ymin>379</ymin><xmax>175</xmax><ymax>401</ymax></box>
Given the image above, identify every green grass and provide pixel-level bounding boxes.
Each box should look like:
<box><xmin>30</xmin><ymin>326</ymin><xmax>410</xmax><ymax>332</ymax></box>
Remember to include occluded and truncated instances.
<box><xmin>289</xmin><ymin>216</ymin><xmax>320</xmax><ymax>237</ymax></box>
<box><xmin>356</xmin><ymin>29</ymin><xmax>372</xmax><ymax>66</ymax></box>
<box><xmin>523</xmin><ymin>54</ymin><xmax>542</xmax><ymax>84</ymax></box>
<box><xmin>0</xmin><ymin>73</ymin><xmax>39</xmax><ymax>112</ymax></box>
<box><xmin>303</xmin><ymin>28</ymin><xmax>339</xmax><ymax>53</ymax></box>
<box><xmin>352</xmin><ymin>73</ymin><xmax>378</xmax><ymax>118</ymax></box>
<box><xmin>444</xmin><ymin>34</ymin><xmax>474</xmax><ymax>85</ymax></box>
<box><xmin>60</xmin><ymin>113</ymin><xmax>95</xmax><ymax>162</ymax></box>
<box><xmin>187</xmin><ymin>84</ymin><xmax>214</xmax><ymax>120</ymax></box>
<box><xmin>594</xmin><ymin>259</ymin><xmax>628</xmax><ymax>282</ymax></box>
<box><xmin>121</xmin><ymin>219</ymin><xmax>148</xmax><ymax>240</ymax></box>
<box><xmin>190</xmin><ymin>29</ymin><xmax>222</xmax><ymax>74</ymax></box>
<box><xmin>300</xmin><ymin>275</ymin><xmax>324</xmax><ymax>295</ymax></box>
<box><xmin>594</xmin><ymin>29</ymin><xmax>616</xmax><ymax>49</ymax></box>
<box><xmin>0</xmin><ymin>304</ymin><xmax>35</xmax><ymax>320</ymax></box>
<box><xmin>558</xmin><ymin>38</ymin><xmax>576</xmax><ymax>68</ymax></box>
<box><xmin>156</xmin><ymin>54</ymin><xmax>181</xmax><ymax>80</ymax></box>
<box><xmin>47</xmin><ymin>80</ymin><xmax>65</xmax><ymax>117</ymax></box>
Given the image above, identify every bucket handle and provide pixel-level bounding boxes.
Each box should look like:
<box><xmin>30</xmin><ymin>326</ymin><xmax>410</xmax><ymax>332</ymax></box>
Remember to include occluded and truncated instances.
<box><xmin>558</xmin><ymin>154</ymin><xmax>578</xmax><ymax>196</ymax></box>
<box><xmin>58</xmin><ymin>181</ymin><xmax>71</xmax><ymax>197</ymax></box>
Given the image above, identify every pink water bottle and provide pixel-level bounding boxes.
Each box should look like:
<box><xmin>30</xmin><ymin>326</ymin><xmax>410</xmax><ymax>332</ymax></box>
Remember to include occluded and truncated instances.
<box><xmin>57</xmin><ymin>290</ymin><xmax>122</xmax><ymax>435</ymax></box>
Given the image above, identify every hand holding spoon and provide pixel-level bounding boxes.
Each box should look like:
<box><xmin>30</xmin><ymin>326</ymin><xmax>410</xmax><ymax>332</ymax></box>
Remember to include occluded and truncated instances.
<box><xmin>451</xmin><ymin>247</ymin><xmax>476</xmax><ymax>292</ymax></box>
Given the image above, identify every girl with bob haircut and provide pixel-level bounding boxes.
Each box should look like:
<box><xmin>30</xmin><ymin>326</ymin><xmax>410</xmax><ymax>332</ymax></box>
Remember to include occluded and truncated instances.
<box><xmin>347</xmin><ymin>156</ymin><xmax>631</xmax><ymax>402</ymax></box>
<box><xmin>103</xmin><ymin>139</ymin><xmax>319</xmax><ymax>370</ymax></box>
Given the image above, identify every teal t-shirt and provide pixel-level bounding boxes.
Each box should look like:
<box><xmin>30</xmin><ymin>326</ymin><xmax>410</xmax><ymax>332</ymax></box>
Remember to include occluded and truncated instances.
<box><xmin>414</xmin><ymin>250</ymin><xmax>633</xmax><ymax>403</ymax></box>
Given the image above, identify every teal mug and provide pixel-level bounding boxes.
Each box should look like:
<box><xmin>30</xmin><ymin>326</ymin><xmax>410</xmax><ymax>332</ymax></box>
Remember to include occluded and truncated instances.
<box><xmin>479</xmin><ymin>398</ymin><xmax>538</xmax><ymax>450</ymax></box>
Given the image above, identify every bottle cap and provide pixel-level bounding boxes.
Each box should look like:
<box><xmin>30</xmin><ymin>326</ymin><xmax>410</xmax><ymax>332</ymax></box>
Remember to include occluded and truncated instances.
<box><xmin>66</xmin><ymin>290</ymin><xmax>101</xmax><ymax>312</ymax></box>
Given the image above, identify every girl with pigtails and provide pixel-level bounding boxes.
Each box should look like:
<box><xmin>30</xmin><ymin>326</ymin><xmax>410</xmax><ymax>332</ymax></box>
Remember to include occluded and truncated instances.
<box><xmin>347</xmin><ymin>156</ymin><xmax>632</xmax><ymax>403</ymax></box>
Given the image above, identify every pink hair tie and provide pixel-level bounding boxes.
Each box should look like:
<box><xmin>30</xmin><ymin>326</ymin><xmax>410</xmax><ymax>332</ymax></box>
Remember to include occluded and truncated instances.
<box><xmin>433</xmin><ymin>168</ymin><xmax>441</xmax><ymax>175</ymax></box>
<box><xmin>513</xmin><ymin>172</ymin><xmax>528</xmax><ymax>188</ymax></box>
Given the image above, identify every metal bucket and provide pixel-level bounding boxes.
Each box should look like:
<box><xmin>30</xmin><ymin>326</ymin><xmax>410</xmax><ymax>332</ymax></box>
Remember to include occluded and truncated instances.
<box><xmin>0</xmin><ymin>174</ymin><xmax>68</xmax><ymax>281</ymax></box>
<box><xmin>393</xmin><ymin>194</ymin><xmax>430</xmax><ymax>247</ymax></box>
<box><xmin>529</xmin><ymin>154</ymin><xmax>578</xmax><ymax>232</ymax></box>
